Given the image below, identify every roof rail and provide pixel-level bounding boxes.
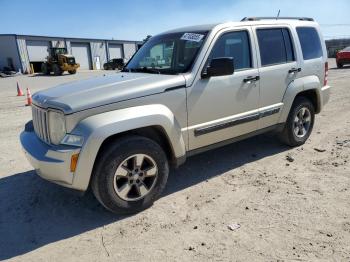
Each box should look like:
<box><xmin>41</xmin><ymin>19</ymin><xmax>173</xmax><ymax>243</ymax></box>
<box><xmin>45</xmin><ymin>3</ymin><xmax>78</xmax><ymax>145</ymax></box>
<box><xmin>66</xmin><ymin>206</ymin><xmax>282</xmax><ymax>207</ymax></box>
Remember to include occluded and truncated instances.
<box><xmin>241</xmin><ymin>17</ymin><xmax>314</xmax><ymax>22</ymax></box>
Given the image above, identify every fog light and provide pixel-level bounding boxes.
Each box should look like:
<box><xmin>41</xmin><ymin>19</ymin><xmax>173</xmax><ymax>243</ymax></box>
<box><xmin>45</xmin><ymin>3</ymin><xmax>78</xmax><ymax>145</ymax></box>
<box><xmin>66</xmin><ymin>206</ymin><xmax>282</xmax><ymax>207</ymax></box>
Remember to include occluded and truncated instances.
<box><xmin>70</xmin><ymin>153</ymin><xmax>79</xmax><ymax>172</ymax></box>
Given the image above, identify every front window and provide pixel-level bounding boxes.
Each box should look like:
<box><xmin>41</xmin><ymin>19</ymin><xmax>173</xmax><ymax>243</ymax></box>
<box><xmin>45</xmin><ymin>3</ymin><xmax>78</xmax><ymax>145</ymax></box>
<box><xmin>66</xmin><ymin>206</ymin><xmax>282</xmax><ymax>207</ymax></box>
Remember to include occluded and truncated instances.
<box><xmin>124</xmin><ymin>31</ymin><xmax>208</xmax><ymax>74</ymax></box>
<box><xmin>209</xmin><ymin>30</ymin><xmax>252</xmax><ymax>70</ymax></box>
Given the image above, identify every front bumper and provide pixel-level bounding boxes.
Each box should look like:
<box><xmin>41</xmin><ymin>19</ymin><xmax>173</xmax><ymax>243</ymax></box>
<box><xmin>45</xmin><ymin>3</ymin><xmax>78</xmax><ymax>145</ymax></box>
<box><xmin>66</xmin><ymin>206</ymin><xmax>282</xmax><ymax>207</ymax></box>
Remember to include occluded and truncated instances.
<box><xmin>20</xmin><ymin>129</ymin><xmax>81</xmax><ymax>188</ymax></box>
<box><xmin>61</xmin><ymin>63</ymin><xmax>80</xmax><ymax>71</ymax></box>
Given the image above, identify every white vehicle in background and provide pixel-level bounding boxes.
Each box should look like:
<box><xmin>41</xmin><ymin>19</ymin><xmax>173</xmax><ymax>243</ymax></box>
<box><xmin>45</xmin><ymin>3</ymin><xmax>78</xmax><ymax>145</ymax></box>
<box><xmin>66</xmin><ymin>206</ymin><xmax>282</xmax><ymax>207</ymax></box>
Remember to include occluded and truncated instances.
<box><xmin>20</xmin><ymin>17</ymin><xmax>330</xmax><ymax>214</ymax></box>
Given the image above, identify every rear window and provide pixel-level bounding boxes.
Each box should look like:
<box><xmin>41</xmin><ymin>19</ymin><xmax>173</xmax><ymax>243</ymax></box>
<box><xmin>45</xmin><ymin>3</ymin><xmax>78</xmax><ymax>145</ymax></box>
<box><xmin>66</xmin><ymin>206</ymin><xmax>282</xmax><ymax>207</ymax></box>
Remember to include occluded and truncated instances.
<box><xmin>257</xmin><ymin>28</ymin><xmax>295</xmax><ymax>66</ymax></box>
<box><xmin>296</xmin><ymin>27</ymin><xmax>323</xmax><ymax>60</ymax></box>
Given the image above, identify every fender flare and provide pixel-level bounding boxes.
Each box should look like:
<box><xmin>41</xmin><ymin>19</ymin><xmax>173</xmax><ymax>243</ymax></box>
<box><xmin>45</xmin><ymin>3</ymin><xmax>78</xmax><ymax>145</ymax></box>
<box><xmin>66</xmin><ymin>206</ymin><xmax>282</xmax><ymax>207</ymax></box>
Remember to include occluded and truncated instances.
<box><xmin>71</xmin><ymin>104</ymin><xmax>186</xmax><ymax>191</ymax></box>
<box><xmin>279</xmin><ymin>75</ymin><xmax>321</xmax><ymax>123</ymax></box>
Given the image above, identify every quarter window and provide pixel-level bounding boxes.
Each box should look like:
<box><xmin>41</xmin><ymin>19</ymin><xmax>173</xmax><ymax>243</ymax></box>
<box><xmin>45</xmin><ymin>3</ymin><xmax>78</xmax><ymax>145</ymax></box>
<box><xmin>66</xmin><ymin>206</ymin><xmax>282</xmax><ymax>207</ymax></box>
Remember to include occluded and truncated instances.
<box><xmin>296</xmin><ymin>27</ymin><xmax>323</xmax><ymax>60</ymax></box>
<box><xmin>209</xmin><ymin>31</ymin><xmax>252</xmax><ymax>70</ymax></box>
<box><xmin>257</xmin><ymin>28</ymin><xmax>295</xmax><ymax>66</ymax></box>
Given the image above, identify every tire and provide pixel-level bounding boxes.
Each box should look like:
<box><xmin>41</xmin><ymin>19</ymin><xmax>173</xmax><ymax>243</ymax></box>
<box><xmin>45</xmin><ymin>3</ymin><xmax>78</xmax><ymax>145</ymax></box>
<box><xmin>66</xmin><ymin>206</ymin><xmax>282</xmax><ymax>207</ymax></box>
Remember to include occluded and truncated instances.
<box><xmin>52</xmin><ymin>64</ymin><xmax>63</xmax><ymax>76</ymax></box>
<box><xmin>41</xmin><ymin>63</ymin><xmax>50</xmax><ymax>75</ymax></box>
<box><xmin>91</xmin><ymin>135</ymin><xmax>169</xmax><ymax>214</ymax></box>
<box><xmin>337</xmin><ymin>62</ymin><xmax>343</xmax><ymax>68</ymax></box>
<box><xmin>68</xmin><ymin>69</ymin><xmax>76</xmax><ymax>74</ymax></box>
<box><xmin>278</xmin><ymin>96</ymin><xmax>315</xmax><ymax>147</ymax></box>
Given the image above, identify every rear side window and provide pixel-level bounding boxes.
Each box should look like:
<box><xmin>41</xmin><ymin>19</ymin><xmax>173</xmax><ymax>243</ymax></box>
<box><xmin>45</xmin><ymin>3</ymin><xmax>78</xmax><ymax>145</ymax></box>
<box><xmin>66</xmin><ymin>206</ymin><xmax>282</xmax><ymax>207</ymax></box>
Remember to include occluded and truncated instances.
<box><xmin>257</xmin><ymin>28</ymin><xmax>295</xmax><ymax>66</ymax></box>
<box><xmin>209</xmin><ymin>30</ymin><xmax>252</xmax><ymax>70</ymax></box>
<box><xmin>296</xmin><ymin>27</ymin><xmax>323</xmax><ymax>60</ymax></box>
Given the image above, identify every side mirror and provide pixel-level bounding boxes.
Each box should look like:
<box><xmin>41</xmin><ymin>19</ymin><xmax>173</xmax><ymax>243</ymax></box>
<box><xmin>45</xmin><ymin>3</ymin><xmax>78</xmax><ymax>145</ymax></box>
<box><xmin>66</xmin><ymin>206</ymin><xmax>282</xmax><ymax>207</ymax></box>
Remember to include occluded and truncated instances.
<box><xmin>201</xmin><ymin>57</ymin><xmax>234</xmax><ymax>79</ymax></box>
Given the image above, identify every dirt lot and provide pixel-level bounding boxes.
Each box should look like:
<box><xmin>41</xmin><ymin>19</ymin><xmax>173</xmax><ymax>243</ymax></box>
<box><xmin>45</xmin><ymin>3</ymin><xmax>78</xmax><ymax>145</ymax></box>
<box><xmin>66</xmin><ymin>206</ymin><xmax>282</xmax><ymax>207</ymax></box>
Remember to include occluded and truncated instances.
<box><xmin>0</xmin><ymin>60</ymin><xmax>349</xmax><ymax>262</ymax></box>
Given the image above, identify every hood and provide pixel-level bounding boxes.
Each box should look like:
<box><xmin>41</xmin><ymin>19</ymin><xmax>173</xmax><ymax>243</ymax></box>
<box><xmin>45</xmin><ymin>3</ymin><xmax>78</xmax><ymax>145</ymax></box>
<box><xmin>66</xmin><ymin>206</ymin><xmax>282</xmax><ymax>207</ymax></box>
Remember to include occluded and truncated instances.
<box><xmin>32</xmin><ymin>72</ymin><xmax>186</xmax><ymax>114</ymax></box>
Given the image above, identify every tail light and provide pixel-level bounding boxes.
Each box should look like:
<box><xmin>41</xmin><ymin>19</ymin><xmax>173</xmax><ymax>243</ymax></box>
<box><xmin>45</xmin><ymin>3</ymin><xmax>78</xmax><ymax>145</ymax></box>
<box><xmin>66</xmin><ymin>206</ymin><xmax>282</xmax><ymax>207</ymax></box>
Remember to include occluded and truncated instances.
<box><xmin>324</xmin><ymin>62</ymin><xmax>328</xmax><ymax>86</ymax></box>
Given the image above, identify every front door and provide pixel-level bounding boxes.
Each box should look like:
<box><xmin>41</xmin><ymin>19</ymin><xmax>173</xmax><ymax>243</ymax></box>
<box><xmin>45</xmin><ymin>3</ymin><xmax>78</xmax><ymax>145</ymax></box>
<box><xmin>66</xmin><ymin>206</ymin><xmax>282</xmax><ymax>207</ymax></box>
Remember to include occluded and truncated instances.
<box><xmin>186</xmin><ymin>28</ymin><xmax>260</xmax><ymax>151</ymax></box>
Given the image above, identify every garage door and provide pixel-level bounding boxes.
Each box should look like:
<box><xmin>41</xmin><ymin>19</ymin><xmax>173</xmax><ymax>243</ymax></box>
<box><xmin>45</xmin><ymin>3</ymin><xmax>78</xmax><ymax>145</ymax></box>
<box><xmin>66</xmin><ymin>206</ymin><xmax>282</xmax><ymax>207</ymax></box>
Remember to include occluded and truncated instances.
<box><xmin>71</xmin><ymin>42</ymin><xmax>91</xmax><ymax>70</ymax></box>
<box><xmin>26</xmin><ymin>40</ymin><xmax>50</xmax><ymax>61</ymax></box>
<box><xmin>109</xmin><ymin>44</ymin><xmax>123</xmax><ymax>59</ymax></box>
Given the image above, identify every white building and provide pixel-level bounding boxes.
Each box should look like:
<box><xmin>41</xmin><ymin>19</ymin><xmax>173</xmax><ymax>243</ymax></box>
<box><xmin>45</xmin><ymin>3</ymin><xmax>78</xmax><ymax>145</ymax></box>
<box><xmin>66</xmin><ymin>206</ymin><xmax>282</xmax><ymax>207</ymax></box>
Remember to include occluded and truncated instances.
<box><xmin>0</xmin><ymin>34</ymin><xmax>142</xmax><ymax>73</ymax></box>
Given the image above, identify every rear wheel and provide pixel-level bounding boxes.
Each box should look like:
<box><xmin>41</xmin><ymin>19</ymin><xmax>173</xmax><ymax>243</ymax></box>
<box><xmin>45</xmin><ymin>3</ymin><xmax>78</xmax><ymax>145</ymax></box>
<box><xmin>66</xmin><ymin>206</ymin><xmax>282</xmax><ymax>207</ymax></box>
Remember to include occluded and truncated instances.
<box><xmin>91</xmin><ymin>136</ymin><xmax>169</xmax><ymax>214</ymax></box>
<box><xmin>68</xmin><ymin>69</ymin><xmax>76</xmax><ymax>74</ymax></box>
<box><xmin>279</xmin><ymin>96</ymin><xmax>315</xmax><ymax>147</ymax></box>
<box><xmin>52</xmin><ymin>64</ymin><xmax>63</xmax><ymax>76</ymax></box>
<box><xmin>41</xmin><ymin>63</ymin><xmax>50</xmax><ymax>75</ymax></box>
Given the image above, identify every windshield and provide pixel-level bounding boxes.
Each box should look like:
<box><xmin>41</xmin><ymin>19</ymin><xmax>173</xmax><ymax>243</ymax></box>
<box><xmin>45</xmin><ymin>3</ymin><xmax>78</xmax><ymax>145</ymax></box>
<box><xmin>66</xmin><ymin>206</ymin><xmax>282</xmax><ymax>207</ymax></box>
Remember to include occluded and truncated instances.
<box><xmin>124</xmin><ymin>31</ymin><xmax>208</xmax><ymax>75</ymax></box>
<box><xmin>53</xmin><ymin>48</ymin><xmax>67</xmax><ymax>55</ymax></box>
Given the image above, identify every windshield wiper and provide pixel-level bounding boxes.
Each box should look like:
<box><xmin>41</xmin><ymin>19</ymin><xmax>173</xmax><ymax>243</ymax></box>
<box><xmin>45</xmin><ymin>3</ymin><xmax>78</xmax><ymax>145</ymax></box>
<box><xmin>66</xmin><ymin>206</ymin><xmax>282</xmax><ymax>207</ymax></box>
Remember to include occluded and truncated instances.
<box><xmin>123</xmin><ymin>67</ymin><xmax>161</xmax><ymax>74</ymax></box>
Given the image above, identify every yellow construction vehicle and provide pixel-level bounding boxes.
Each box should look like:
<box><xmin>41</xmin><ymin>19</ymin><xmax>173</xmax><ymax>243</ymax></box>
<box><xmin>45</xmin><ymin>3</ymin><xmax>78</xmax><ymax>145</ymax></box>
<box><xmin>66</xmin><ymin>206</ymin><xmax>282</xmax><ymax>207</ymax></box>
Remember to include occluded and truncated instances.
<box><xmin>41</xmin><ymin>47</ymin><xmax>80</xmax><ymax>76</ymax></box>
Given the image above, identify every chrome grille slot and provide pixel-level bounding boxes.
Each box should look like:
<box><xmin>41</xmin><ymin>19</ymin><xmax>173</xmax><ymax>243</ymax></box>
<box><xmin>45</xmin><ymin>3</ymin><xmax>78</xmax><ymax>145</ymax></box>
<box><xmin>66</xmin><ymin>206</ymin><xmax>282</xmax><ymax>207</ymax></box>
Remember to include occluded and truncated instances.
<box><xmin>32</xmin><ymin>106</ymin><xmax>50</xmax><ymax>144</ymax></box>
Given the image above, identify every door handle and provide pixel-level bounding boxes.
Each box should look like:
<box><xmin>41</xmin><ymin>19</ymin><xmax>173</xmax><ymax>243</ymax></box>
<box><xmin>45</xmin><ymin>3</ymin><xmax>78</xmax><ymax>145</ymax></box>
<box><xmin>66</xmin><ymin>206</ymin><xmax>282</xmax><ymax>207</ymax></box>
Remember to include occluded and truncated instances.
<box><xmin>243</xmin><ymin>76</ymin><xmax>260</xmax><ymax>83</ymax></box>
<box><xmin>288</xmin><ymin>68</ymin><xmax>301</xmax><ymax>74</ymax></box>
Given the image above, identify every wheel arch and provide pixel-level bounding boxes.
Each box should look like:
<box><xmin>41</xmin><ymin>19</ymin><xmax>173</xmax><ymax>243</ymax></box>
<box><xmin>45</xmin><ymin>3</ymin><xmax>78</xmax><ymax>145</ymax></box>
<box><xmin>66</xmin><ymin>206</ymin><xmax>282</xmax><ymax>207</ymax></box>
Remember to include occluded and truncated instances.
<box><xmin>70</xmin><ymin>104</ymin><xmax>186</xmax><ymax>191</ymax></box>
<box><xmin>279</xmin><ymin>76</ymin><xmax>322</xmax><ymax>123</ymax></box>
<box><xmin>96</xmin><ymin>125</ymin><xmax>180</xmax><ymax>168</ymax></box>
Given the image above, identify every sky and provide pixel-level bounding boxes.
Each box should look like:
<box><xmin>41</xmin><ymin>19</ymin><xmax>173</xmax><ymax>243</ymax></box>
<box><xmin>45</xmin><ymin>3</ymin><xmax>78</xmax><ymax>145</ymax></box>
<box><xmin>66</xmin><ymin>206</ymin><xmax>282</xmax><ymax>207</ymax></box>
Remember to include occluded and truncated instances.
<box><xmin>0</xmin><ymin>0</ymin><xmax>349</xmax><ymax>40</ymax></box>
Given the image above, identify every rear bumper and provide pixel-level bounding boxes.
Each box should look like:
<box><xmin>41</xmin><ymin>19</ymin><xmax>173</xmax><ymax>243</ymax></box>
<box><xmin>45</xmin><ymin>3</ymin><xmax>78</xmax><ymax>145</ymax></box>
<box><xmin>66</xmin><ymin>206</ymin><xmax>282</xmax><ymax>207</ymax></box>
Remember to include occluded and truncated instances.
<box><xmin>20</xmin><ymin>130</ymin><xmax>81</xmax><ymax>188</ymax></box>
<box><xmin>321</xmin><ymin>85</ymin><xmax>331</xmax><ymax>107</ymax></box>
<box><xmin>336</xmin><ymin>58</ymin><xmax>350</xmax><ymax>65</ymax></box>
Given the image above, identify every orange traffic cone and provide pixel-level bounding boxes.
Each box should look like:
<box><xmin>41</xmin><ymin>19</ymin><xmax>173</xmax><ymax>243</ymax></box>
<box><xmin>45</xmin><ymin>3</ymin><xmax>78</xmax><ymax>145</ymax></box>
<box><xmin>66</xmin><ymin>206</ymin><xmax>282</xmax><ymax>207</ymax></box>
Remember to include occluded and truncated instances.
<box><xmin>26</xmin><ymin>87</ymin><xmax>32</xmax><ymax>106</ymax></box>
<box><xmin>16</xmin><ymin>82</ymin><xmax>24</xmax><ymax>96</ymax></box>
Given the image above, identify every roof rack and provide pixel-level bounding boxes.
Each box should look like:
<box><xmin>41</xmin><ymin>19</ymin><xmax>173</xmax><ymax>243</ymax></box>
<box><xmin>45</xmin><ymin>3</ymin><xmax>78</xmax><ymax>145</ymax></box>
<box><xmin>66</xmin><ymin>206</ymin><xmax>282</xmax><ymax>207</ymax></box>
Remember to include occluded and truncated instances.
<box><xmin>241</xmin><ymin>17</ymin><xmax>314</xmax><ymax>22</ymax></box>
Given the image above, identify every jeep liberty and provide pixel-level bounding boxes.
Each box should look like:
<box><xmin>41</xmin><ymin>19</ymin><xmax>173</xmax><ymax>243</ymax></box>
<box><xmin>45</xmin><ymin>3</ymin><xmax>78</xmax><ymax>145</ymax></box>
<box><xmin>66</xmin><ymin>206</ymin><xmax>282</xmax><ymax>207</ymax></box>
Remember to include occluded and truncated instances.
<box><xmin>20</xmin><ymin>17</ymin><xmax>330</xmax><ymax>213</ymax></box>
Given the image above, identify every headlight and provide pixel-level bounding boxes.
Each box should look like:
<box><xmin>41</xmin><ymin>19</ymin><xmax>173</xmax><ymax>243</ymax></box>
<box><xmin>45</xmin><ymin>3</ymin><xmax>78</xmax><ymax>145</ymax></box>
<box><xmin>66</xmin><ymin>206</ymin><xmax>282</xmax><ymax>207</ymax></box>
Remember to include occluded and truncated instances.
<box><xmin>48</xmin><ymin>110</ymin><xmax>66</xmax><ymax>145</ymax></box>
<box><xmin>61</xmin><ymin>134</ymin><xmax>84</xmax><ymax>147</ymax></box>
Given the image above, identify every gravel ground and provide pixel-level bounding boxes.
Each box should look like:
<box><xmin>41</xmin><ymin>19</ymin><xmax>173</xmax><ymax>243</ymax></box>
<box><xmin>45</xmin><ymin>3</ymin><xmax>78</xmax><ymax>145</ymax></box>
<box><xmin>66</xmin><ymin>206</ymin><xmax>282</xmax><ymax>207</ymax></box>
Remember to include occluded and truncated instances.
<box><xmin>0</xmin><ymin>60</ymin><xmax>349</xmax><ymax>261</ymax></box>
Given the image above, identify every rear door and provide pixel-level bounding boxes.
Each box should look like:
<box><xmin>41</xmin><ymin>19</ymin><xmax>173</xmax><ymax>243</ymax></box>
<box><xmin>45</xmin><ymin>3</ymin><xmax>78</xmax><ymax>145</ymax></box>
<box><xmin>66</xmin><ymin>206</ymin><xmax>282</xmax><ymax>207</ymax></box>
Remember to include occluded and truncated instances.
<box><xmin>253</xmin><ymin>25</ymin><xmax>299</xmax><ymax>129</ymax></box>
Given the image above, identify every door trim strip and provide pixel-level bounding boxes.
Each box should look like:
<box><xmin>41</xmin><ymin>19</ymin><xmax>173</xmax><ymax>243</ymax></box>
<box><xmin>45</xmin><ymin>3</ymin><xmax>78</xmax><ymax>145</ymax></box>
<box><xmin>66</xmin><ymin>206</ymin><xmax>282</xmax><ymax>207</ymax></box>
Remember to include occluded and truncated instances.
<box><xmin>194</xmin><ymin>107</ymin><xmax>280</xmax><ymax>136</ymax></box>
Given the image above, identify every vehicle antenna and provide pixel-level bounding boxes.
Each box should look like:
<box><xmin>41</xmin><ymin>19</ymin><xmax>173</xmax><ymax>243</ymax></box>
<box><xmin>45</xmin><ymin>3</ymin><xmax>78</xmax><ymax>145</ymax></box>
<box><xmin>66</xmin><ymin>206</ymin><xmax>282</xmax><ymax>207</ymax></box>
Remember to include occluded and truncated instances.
<box><xmin>276</xmin><ymin>9</ymin><xmax>280</xmax><ymax>20</ymax></box>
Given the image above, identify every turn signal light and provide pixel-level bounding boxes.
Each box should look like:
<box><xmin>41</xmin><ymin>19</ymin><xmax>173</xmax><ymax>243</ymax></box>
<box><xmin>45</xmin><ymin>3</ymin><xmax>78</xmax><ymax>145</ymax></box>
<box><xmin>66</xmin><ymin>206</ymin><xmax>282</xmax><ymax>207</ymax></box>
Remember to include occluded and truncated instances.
<box><xmin>70</xmin><ymin>153</ymin><xmax>79</xmax><ymax>172</ymax></box>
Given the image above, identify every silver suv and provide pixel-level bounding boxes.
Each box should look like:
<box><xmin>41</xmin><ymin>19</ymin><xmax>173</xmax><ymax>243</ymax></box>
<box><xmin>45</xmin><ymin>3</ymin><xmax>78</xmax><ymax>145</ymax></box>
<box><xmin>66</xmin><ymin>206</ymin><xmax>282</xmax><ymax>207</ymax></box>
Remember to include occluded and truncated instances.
<box><xmin>20</xmin><ymin>17</ymin><xmax>330</xmax><ymax>213</ymax></box>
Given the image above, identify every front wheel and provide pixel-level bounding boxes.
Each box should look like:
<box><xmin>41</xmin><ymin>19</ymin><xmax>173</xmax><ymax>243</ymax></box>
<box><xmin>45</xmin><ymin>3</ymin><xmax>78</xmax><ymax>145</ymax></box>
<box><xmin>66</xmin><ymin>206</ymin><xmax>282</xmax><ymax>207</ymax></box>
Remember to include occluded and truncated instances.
<box><xmin>91</xmin><ymin>136</ymin><xmax>169</xmax><ymax>214</ymax></box>
<box><xmin>52</xmin><ymin>64</ymin><xmax>63</xmax><ymax>76</ymax></box>
<box><xmin>68</xmin><ymin>69</ymin><xmax>76</xmax><ymax>74</ymax></box>
<box><xmin>278</xmin><ymin>96</ymin><xmax>315</xmax><ymax>147</ymax></box>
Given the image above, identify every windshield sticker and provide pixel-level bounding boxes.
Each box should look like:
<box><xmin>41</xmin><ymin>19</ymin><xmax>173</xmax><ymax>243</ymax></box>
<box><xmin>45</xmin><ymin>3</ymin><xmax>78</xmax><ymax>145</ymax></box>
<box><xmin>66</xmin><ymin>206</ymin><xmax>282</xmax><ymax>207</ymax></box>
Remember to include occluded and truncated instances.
<box><xmin>180</xmin><ymin>33</ymin><xmax>204</xmax><ymax>42</ymax></box>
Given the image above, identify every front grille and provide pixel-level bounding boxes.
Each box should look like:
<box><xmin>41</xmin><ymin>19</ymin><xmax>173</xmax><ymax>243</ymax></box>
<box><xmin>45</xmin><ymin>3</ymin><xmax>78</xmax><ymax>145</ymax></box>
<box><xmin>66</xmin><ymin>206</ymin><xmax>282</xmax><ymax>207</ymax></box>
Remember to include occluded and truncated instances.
<box><xmin>67</xmin><ymin>58</ymin><xmax>75</xmax><ymax>65</ymax></box>
<box><xmin>32</xmin><ymin>106</ymin><xmax>50</xmax><ymax>144</ymax></box>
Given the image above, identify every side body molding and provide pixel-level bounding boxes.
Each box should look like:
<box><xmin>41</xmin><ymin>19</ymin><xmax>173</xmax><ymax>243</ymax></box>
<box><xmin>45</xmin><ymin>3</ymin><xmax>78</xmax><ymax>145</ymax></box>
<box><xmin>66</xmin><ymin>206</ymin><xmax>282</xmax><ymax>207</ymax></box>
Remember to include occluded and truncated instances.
<box><xmin>278</xmin><ymin>75</ymin><xmax>321</xmax><ymax>123</ymax></box>
<box><xmin>71</xmin><ymin>104</ymin><xmax>186</xmax><ymax>191</ymax></box>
